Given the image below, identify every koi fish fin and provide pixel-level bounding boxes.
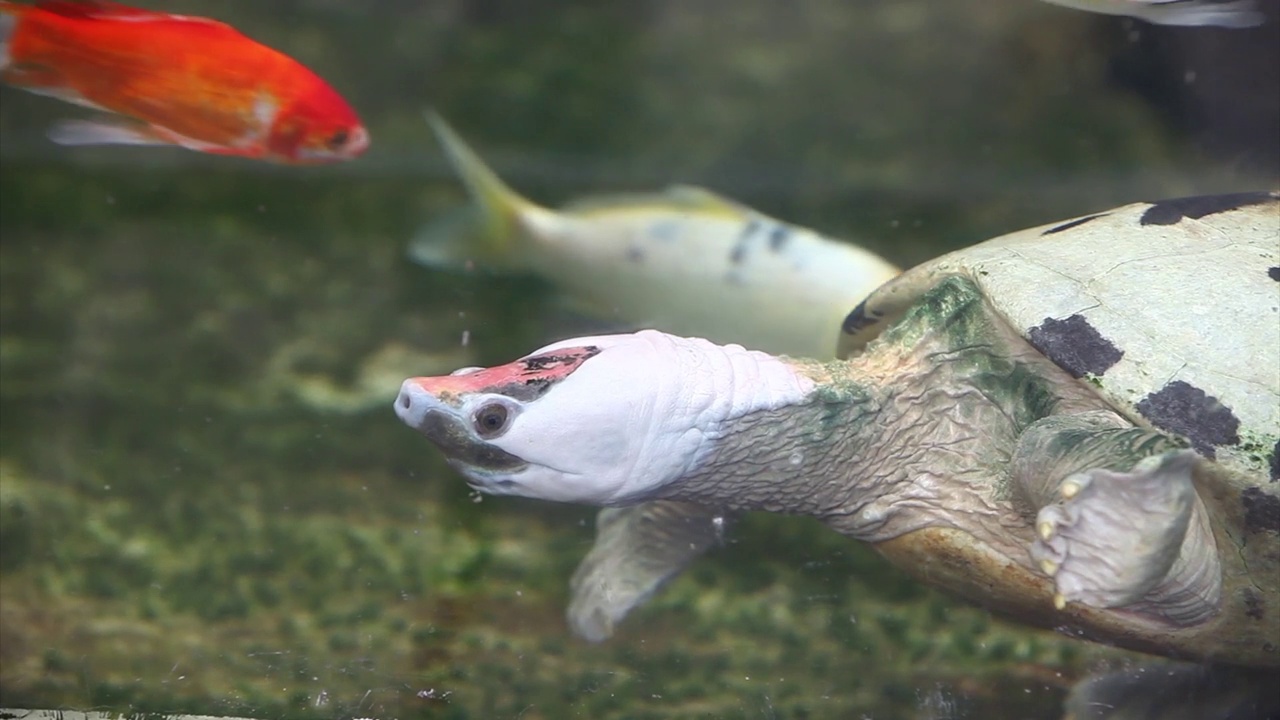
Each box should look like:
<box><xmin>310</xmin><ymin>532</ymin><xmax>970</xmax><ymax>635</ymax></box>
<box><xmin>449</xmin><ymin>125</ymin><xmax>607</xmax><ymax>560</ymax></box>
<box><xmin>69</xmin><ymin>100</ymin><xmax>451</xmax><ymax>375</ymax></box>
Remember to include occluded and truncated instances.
<box><xmin>408</xmin><ymin>206</ymin><xmax>511</xmax><ymax>273</ymax></box>
<box><xmin>4</xmin><ymin>73</ymin><xmax>112</xmax><ymax>111</ymax></box>
<box><xmin>33</xmin><ymin>1</ymin><xmax>232</xmax><ymax>29</ymax></box>
<box><xmin>660</xmin><ymin>185</ymin><xmax>757</xmax><ymax>214</ymax></box>
<box><xmin>559</xmin><ymin>184</ymin><xmax>751</xmax><ymax>219</ymax></box>
<box><xmin>47</xmin><ymin>118</ymin><xmax>173</xmax><ymax>147</ymax></box>
<box><xmin>413</xmin><ymin>110</ymin><xmax>552</xmax><ymax>272</ymax></box>
<box><xmin>0</xmin><ymin>3</ymin><xmax>17</xmax><ymax>71</ymax></box>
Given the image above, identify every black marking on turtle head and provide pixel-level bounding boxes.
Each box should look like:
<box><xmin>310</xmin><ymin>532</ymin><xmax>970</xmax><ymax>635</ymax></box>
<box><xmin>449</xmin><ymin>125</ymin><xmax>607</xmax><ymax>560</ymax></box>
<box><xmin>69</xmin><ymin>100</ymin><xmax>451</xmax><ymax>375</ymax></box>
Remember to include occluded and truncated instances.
<box><xmin>1269</xmin><ymin>267</ymin><xmax>1280</xmax><ymax>282</ymax></box>
<box><xmin>1139</xmin><ymin>192</ymin><xmax>1278</xmax><ymax>227</ymax></box>
<box><xmin>415</xmin><ymin>412</ymin><xmax>529</xmax><ymax>471</ymax></box>
<box><xmin>1041</xmin><ymin>213</ymin><xmax>1107</xmax><ymax>236</ymax></box>
<box><xmin>519</xmin><ymin>346</ymin><xmax>602</xmax><ymax>372</ymax></box>
<box><xmin>1269</xmin><ymin>439</ymin><xmax>1279</xmax><ymax>481</ymax></box>
<box><xmin>1241</xmin><ymin>487</ymin><xmax>1280</xmax><ymax>534</ymax></box>
<box><xmin>842</xmin><ymin>299</ymin><xmax>881</xmax><ymax>335</ymax></box>
<box><xmin>1027</xmin><ymin>314</ymin><xmax>1124</xmax><ymax>379</ymax></box>
<box><xmin>1134</xmin><ymin>380</ymin><xmax>1240</xmax><ymax>458</ymax></box>
<box><xmin>768</xmin><ymin>224</ymin><xmax>792</xmax><ymax>252</ymax></box>
<box><xmin>493</xmin><ymin>377</ymin><xmax>553</xmax><ymax>402</ymax></box>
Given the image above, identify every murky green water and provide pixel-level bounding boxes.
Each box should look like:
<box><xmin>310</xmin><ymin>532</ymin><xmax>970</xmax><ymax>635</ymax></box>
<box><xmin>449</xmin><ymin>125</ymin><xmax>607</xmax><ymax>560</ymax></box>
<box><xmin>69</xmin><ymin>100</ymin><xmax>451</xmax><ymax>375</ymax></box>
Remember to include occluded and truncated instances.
<box><xmin>1</xmin><ymin>2</ymin><xmax>1276</xmax><ymax>718</ymax></box>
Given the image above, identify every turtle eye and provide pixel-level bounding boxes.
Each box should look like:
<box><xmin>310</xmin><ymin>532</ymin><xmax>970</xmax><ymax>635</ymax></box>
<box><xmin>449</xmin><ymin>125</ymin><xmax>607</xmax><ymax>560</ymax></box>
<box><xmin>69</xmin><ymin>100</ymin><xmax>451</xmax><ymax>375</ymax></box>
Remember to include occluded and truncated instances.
<box><xmin>473</xmin><ymin>402</ymin><xmax>511</xmax><ymax>439</ymax></box>
<box><xmin>326</xmin><ymin>129</ymin><xmax>349</xmax><ymax>150</ymax></box>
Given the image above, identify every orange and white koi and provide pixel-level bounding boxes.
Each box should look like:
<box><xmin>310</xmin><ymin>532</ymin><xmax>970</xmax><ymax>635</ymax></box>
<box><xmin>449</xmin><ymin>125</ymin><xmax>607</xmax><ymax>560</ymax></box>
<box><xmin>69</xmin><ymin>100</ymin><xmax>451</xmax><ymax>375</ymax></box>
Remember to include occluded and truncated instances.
<box><xmin>0</xmin><ymin>0</ymin><xmax>369</xmax><ymax>163</ymax></box>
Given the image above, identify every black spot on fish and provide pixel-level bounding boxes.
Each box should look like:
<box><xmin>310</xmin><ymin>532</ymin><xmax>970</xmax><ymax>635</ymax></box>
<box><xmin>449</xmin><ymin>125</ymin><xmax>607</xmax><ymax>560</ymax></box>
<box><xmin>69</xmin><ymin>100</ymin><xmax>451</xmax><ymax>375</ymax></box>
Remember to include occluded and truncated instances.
<box><xmin>1041</xmin><ymin>213</ymin><xmax>1107</xmax><ymax>236</ymax></box>
<box><xmin>626</xmin><ymin>246</ymin><xmax>645</xmax><ymax>263</ymax></box>
<box><xmin>1135</xmin><ymin>380</ymin><xmax>1240</xmax><ymax>458</ymax></box>
<box><xmin>1243</xmin><ymin>587</ymin><xmax>1265</xmax><ymax>620</ymax></box>
<box><xmin>730</xmin><ymin>218</ymin><xmax>763</xmax><ymax>266</ymax></box>
<box><xmin>1027</xmin><ymin>314</ymin><xmax>1124</xmax><ymax>379</ymax></box>
<box><xmin>1241</xmin><ymin>486</ymin><xmax>1280</xmax><ymax>534</ymax></box>
<box><xmin>841</xmin><ymin>300</ymin><xmax>881</xmax><ymax>335</ymax></box>
<box><xmin>1269</xmin><ymin>439</ymin><xmax>1279</xmax><ymax>481</ymax></box>
<box><xmin>1269</xmin><ymin>267</ymin><xmax>1280</xmax><ymax>282</ymax></box>
<box><xmin>1139</xmin><ymin>192</ymin><xmax>1277</xmax><ymax>227</ymax></box>
<box><xmin>768</xmin><ymin>225</ymin><xmax>792</xmax><ymax>252</ymax></box>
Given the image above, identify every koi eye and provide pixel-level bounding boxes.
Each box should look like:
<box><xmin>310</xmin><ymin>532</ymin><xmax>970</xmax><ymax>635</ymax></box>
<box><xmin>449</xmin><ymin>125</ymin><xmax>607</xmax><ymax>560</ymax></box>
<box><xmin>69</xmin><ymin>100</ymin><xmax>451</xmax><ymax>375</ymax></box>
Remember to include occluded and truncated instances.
<box><xmin>473</xmin><ymin>402</ymin><xmax>511</xmax><ymax>439</ymax></box>
<box><xmin>326</xmin><ymin>129</ymin><xmax>349</xmax><ymax>150</ymax></box>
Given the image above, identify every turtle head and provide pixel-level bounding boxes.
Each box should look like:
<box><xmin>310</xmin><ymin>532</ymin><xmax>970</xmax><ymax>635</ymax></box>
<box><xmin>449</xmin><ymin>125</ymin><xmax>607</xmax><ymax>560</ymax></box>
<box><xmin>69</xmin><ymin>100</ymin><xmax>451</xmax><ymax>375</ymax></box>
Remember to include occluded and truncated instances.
<box><xmin>394</xmin><ymin>329</ymin><xmax>814</xmax><ymax>505</ymax></box>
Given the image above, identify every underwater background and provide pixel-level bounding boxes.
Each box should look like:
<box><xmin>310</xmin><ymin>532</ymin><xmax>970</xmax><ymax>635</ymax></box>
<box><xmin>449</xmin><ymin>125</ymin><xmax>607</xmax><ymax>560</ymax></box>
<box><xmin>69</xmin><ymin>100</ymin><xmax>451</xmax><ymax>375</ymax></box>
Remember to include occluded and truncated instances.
<box><xmin>1</xmin><ymin>1</ymin><xmax>1277</xmax><ymax>718</ymax></box>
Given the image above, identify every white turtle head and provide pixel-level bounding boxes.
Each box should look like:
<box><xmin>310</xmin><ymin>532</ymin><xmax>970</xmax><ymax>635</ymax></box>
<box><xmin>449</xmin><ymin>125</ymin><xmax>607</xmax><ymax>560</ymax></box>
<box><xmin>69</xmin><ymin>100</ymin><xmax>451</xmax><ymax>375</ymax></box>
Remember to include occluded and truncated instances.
<box><xmin>394</xmin><ymin>329</ymin><xmax>813</xmax><ymax>505</ymax></box>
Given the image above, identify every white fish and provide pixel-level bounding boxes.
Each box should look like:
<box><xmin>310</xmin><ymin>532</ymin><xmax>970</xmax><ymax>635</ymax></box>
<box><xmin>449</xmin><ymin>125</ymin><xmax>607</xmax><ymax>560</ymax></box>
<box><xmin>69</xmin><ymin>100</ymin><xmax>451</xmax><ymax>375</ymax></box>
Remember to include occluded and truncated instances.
<box><xmin>1038</xmin><ymin>0</ymin><xmax>1264</xmax><ymax>27</ymax></box>
<box><xmin>412</xmin><ymin>112</ymin><xmax>900</xmax><ymax>359</ymax></box>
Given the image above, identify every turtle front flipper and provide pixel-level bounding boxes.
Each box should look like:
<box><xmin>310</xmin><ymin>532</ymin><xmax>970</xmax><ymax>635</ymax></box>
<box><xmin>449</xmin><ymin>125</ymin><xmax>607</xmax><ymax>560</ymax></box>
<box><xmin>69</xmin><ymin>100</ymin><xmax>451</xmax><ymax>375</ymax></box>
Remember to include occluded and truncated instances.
<box><xmin>1012</xmin><ymin>414</ymin><xmax>1222</xmax><ymax>626</ymax></box>
<box><xmin>568</xmin><ymin>500</ymin><xmax>728</xmax><ymax>642</ymax></box>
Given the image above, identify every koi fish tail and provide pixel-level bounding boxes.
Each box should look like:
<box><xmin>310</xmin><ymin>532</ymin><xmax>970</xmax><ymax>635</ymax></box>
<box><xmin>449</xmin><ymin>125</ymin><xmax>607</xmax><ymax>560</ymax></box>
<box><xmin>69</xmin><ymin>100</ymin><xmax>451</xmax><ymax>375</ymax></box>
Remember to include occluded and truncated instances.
<box><xmin>410</xmin><ymin>110</ymin><xmax>552</xmax><ymax>272</ymax></box>
<box><xmin>0</xmin><ymin>2</ymin><xmax>19</xmax><ymax>71</ymax></box>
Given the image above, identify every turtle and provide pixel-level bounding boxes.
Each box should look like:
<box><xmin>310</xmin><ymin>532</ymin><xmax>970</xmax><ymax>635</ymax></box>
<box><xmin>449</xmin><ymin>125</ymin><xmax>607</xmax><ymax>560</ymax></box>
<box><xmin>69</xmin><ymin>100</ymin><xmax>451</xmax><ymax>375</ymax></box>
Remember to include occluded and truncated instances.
<box><xmin>394</xmin><ymin>192</ymin><xmax>1280</xmax><ymax>682</ymax></box>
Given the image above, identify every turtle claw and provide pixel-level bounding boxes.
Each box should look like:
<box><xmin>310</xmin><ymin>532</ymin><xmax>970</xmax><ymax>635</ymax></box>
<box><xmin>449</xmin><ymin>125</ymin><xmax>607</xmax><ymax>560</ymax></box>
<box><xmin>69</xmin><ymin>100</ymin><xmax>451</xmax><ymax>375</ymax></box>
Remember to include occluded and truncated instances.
<box><xmin>1029</xmin><ymin>450</ymin><xmax>1198</xmax><ymax>610</ymax></box>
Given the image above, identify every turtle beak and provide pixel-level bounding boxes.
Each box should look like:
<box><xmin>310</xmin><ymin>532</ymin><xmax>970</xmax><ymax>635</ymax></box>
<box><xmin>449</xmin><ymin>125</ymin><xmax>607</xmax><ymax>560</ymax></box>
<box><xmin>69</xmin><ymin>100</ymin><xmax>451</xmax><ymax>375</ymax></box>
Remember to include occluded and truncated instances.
<box><xmin>394</xmin><ymin>377</ymin><xmax>529</xmax><ymax>479</ymax></box>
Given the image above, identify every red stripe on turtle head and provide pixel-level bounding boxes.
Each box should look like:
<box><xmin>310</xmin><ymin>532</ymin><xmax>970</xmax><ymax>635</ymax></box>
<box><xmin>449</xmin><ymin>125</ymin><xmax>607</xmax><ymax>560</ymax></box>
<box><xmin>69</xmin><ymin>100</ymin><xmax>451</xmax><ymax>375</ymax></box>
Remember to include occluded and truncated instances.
<box><xmin>404</xmin><ymin>345</ymin><xmax>602</xmax><ymax>403</ymax></box>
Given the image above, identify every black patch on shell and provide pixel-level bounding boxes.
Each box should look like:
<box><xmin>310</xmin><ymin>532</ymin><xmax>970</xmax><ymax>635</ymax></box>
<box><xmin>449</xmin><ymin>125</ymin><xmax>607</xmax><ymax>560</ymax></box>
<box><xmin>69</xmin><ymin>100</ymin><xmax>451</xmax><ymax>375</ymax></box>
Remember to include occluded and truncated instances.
<box><xmin>1270</xmin><ymin>439</ymin><xmax>1280</xmax><ymax>481</ymax></box>
<box><xmin>1241</xmin><ymin>487</ymin><xmax>1280</xmax><ymax>534</ymax></box>
<box><xmin>1041</xmin><ymin>213</ymin><xmax>1107</xmax><ymax>236</ymax></box>
<box><xmin>1134</xmin><ymin>381</ymin><xmax>1240</xmax><ymax>458</ymax></box>
<box><xmin>1026</xmin><ymin>314</ymin><xmax>1124</xmax><ymax>379</ymax></box>
<box><xmin>1139</xmin><ymin>192</ymin><xmax>1277</xmax><ymax>227</ymax></box>
<box><xmin>1269</xmin><ymin>267</ymin><xmax>1280</xmax><ymax>282</ymax></box>
<box><xmin>1243</xmin><ymin>587</ymin><xmax>1265</xmax><ymax>621</ymax></box>
<box><xmin>768</xmin><ymin>225</ymin><xmax>792</xmax><ymax>252</ymax></box>
<box><xmin>841</xmin><ymin>299</ymin><xmax>881</xmax><ymax>335</ymax></box>
<box><xmin>626</xmin><ymin>246</ymin><xmax>645</xmax><ymax>263</ymax></box>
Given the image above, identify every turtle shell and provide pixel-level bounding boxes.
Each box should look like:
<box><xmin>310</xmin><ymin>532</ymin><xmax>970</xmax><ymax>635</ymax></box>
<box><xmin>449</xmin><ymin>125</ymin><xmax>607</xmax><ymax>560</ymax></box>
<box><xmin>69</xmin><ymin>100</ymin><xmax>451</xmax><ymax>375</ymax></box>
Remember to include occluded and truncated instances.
<box><xmin>839</xmin><ymin>192</ymin><xmax>1280</xmax><ymax>482</ymax></box>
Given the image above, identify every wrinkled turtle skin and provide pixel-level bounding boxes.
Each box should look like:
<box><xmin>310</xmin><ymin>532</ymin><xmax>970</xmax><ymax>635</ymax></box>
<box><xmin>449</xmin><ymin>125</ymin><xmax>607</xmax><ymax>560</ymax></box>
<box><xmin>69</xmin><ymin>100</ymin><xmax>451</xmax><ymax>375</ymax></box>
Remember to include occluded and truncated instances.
<box><xmin>397</xmin><ymin>193</ymin><xmax>1280</xmax><ymax>673</ymax></box>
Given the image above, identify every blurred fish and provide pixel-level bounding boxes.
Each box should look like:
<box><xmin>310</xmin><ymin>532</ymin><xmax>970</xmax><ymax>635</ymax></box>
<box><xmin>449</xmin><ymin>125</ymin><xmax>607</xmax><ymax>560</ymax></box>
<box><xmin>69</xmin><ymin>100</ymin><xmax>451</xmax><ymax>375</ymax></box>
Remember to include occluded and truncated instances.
<box><xmin>1038</xmin><ymin>0</ymin><xmax>1264</xmax><ymax>27</ymax></box>
<box><xmin>0</xmin><ymin>0</ymin><xmax>368</xmax><ymax>163</ymax></box>
<box><xmin>412</xmin><ymin>112</ymin><xmax>900</xmax><ymax>359</ymax></box>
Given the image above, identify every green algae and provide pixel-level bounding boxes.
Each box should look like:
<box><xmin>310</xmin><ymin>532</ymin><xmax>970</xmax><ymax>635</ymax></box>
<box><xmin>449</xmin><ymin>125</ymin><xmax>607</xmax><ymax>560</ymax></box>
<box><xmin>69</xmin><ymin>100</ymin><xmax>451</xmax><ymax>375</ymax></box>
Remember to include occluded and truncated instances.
<box><xmin>1</xmin><ymin>1</ymin><xmax>1275</xmax><ymax>718</ymax></box>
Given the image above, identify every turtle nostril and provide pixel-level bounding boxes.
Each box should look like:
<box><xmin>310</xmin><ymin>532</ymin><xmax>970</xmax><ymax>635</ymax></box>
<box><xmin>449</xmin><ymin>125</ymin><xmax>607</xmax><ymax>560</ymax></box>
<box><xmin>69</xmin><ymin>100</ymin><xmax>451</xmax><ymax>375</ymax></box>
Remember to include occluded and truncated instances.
<box><xmin>395</xmin><ymin>380</ymin><xmax>436</xmax><ymax>429</ymax></box>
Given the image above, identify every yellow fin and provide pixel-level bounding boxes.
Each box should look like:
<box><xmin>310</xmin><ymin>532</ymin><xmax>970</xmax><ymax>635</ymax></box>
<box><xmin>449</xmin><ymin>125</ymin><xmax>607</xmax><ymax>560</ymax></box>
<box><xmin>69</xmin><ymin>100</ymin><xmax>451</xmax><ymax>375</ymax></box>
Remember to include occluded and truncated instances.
<box><xmin>417</xmin><ymin>110</ymin><xmax>545</xmax><ymax>268</ymax></box>
<box><xmin>561</xmin><ymin>184</ymin><xmax>752</xmax><ymax>219</ymax></box>
<box><xmin>660</xmin><ymin>185</ymin><xmax>756</xmax><ymax>214</ymax></box>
